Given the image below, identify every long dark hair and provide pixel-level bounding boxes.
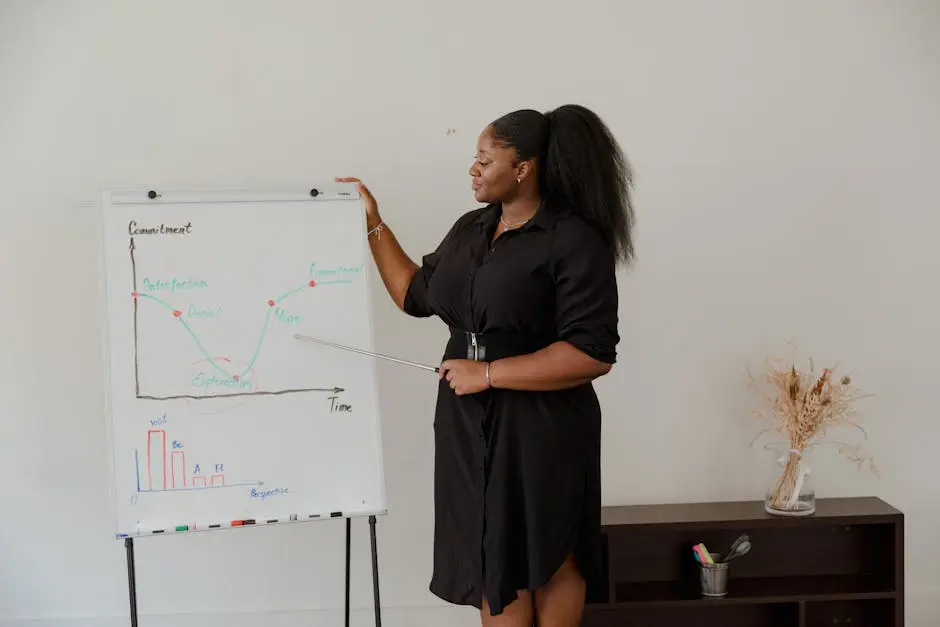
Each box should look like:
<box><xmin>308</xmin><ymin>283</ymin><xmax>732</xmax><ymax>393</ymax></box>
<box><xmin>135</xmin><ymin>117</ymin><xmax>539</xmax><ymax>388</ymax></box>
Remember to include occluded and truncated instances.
<box><xmin>489</xmin><ymin>104</ymin><xmax>635</xmax><ymax>264</ymax></box>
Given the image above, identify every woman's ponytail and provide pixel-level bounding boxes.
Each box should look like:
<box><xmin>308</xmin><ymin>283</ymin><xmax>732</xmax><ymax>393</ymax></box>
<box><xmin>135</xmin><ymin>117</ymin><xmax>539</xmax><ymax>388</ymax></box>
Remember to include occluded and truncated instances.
<box><xmin>540</xmin><ymin>105</ymin><xmax>635</xmax><ymax>264</ymax></box>
<box><xmin>488</xmin><ymin>105</ymin><xmax>635</xmax><ymax>264</ymax></box>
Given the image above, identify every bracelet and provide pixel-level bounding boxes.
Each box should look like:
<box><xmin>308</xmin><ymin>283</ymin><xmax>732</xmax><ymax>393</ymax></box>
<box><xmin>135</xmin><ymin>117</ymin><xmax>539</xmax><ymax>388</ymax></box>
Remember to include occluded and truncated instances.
<box><xmin>367</xmin><ymin>221</ymin><xmax>385</xmax><ymax>240</ymax></box>
<box><xmin>485</xmin><ymin>362</ymin><xmax>492</xmax><ymax>388</ymax></box>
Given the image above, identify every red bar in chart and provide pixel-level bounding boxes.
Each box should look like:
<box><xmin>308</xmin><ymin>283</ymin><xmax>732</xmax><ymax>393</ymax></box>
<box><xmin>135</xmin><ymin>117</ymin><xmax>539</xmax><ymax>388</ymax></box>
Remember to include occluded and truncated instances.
<box><xmin>193</xmin><ymin>476</ymin><xmax>207</xmax><ymax>487</ymax></box>
<box><xmin>147</xmin><ymin>429</ymin><xmax>167</xmax><ymax>490</ymax></box>
<box><xmin>210</xmin><ymin>474</ymin><xmax>225</xmax><ymax>487</ymax></box>
<box><xmin>171</xmin><ymin>450</ymin><xmax>187</xmax><ymax>488</ymax></box>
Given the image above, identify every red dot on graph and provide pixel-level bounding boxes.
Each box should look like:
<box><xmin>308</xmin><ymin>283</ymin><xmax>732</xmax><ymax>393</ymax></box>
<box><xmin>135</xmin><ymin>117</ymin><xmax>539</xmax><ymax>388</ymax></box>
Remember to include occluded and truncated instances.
<box><xmin>131</xmin><ymin>292</ymin><xmax>139</xmax><ymax>299</ymax></box>
<box><xmin>268</xmin><ymin>300</ymin><xmax>275</xmax><ymax>307</ymax></box>
<box><xmin>173</xmin><ymin>310</ymin><xmax>182</xmax><ymax>317</ymax></box>
<box><xmin>309</xmin><ymin>280</ymin><xmax>317</xmax><ymax>287</ymax></box>
<box><xmin>232</xmin><ymin>374</ymin><xmax>240</xmax><ymax>381</ymax></box>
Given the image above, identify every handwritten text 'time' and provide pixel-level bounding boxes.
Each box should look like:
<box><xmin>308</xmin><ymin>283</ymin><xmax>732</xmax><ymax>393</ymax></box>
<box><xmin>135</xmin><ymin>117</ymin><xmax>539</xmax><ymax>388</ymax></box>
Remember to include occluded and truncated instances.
<box><xmin>250</xmin><ymin>487</ymin><xmax>289</xmax><ymax>500</ymax></box>
<box><xmin>329</xmin><ymin>395</ymin><xmax>352</xmax><ymax>413</ymax></box>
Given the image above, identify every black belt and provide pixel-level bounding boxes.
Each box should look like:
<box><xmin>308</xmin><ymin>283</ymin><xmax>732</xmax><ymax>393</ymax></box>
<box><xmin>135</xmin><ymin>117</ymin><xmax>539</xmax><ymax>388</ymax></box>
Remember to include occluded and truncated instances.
<box><xmin>445</xmin><ymin>327</ymin><xmax>556</xmax><ymax>362</ymax></box>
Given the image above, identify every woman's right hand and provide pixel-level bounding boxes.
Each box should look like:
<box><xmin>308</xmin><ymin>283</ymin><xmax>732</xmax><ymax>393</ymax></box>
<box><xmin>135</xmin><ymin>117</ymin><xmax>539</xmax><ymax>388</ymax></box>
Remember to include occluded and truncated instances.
<box><xmin>335</xmin><ymin>177</ymin><xmax>416</xmax><ymax>311</ymax></box>
<box><xmin>335</xmin><ymin>177</ymin><xmax>381</xmax><ymax>229</ymax></box>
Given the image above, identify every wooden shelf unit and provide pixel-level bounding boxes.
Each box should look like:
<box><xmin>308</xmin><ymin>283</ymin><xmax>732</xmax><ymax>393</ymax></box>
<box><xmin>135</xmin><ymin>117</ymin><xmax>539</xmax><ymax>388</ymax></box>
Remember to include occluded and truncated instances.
<box><xmin>583</xmin><ymin>497</ymin><xmax>903</xmax><ymax>627</ymax></box>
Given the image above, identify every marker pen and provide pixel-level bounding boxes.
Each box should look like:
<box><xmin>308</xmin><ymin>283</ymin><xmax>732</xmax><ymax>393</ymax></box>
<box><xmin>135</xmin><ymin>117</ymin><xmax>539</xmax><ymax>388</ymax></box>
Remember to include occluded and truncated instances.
<box><xmin>231</xmin><ymin>519</ymin><xmax>256</xmax><ymax>526</ymax></box>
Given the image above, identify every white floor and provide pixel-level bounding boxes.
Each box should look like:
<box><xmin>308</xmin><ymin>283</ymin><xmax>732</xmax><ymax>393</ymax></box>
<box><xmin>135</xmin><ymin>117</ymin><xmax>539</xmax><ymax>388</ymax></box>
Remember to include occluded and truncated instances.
<box><xmin>3</xmin><ymin>587</ymin><xmax>936</xmax><ymax>627</ymax></box>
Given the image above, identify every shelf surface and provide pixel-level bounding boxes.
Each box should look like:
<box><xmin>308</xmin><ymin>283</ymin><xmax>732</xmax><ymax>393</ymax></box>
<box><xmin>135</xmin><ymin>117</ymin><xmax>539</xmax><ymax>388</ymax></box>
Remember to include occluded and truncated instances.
<box><xmin>601</xmin><ymin>496</ymin><xmax>902</xmax><ymax>529</ymax></box>
<box><xmin>603</xmin><ymin>574</ymin><xmax>895</xmax><ymax>608</ymax></box>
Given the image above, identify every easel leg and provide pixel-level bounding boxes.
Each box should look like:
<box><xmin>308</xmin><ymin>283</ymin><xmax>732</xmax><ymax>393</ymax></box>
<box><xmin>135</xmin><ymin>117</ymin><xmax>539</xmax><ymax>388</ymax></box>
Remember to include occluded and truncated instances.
<box><xmin>124</xmin><ymin>538</ymin><xmax>139</xmax><ymax>627</ymax></box>
<box><xmin>345</xmin><ymin>517</ymin><xmax>352</xmax><ymax>627</ymax></box>
<box><xmin>369</xmin><ymin>515</ymin><xmax>382</xmax><ymax>627</ymax></box>
<box><xmin>343</xmin><ymin>516</ymin><xmax>382</xmax><ymax>627</ymax></box>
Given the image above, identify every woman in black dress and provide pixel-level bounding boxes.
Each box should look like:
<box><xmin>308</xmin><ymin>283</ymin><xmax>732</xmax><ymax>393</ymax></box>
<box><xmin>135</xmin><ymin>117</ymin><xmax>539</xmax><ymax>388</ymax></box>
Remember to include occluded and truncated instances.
<box><xmin>337</xmin><ymin>104</ymin><xmax>635</xmax><ymax>627</ymax></box>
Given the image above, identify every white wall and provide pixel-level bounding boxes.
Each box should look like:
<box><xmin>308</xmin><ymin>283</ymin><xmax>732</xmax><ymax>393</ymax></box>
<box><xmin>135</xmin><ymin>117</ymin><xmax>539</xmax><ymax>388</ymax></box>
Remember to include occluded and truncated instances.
<box><xmin>1</xmin><ymin>0</ymin><xmax>938</xmax><ymax>625</ymax></box>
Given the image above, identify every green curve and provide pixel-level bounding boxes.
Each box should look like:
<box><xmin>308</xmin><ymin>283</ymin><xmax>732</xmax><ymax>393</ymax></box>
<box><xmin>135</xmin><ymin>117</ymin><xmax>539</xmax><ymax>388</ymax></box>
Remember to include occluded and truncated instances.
<box><xmin>136</xmin><ymin>279</ymin><xmax>336</xmax><ymax>381</ymax></box>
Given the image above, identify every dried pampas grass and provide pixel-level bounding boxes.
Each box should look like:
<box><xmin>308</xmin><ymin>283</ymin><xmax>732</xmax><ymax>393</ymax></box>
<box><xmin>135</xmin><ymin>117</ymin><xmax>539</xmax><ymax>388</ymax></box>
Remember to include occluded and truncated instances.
<box><xmin>747</xmin><ymin>339</ymin><xmax>878</xmax><ymax>509</ymax></box>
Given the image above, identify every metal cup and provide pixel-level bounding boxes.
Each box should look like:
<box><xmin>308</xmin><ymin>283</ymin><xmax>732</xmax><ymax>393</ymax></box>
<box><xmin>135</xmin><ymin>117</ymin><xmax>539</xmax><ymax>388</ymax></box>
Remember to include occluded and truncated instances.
<box><xmin>699</xmin><ymin>553</ymin><xmax>729</xmax><ymax>597</ymax></box>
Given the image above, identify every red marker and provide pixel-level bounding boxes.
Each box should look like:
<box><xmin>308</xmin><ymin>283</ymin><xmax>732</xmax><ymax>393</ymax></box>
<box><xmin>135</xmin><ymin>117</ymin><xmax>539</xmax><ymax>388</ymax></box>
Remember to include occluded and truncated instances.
<box><xmin>308</xmin><ymin>280</ymin><xmax>316</xmax><ymax>287</ymax></box>
<box><xmin>131</xmin><ymin>292</ymin><xmax>139</xmax><ymax>299</ymax></box>
<box><xmin>172</xmin><ymin>310</ymin><xmax>182</xmax><ymax>318</ymax></box>
<box><xmin>232</xmin><ymin>374</ymin><xmax>240</xmax><ymax>382</ymax></box>
<box><xmin>268</xmin><ymin>299</ymin><xmax>275</xmax><ymax>307</ymax></box>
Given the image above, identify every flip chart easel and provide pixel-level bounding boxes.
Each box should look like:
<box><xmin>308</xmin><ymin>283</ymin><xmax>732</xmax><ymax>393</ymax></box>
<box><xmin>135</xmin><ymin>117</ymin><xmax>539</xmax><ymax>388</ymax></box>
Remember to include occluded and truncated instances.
<box><xmin>123</xmin><ymin>516</ymin><xmax>382</xmax><ymax>627</ymax></box>
<box><xmin>96</xmin><ymin>185</ymin><xmax>387</xmax><ymax>626</ymax></box>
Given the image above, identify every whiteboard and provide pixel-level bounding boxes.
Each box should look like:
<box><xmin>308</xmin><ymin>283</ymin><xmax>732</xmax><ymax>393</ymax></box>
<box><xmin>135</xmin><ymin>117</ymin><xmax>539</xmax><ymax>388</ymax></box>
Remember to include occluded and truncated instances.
<box><xmin>98</xmin><ymin>186</ymin><xmax>386</xmax><ymax>538</ymax></box>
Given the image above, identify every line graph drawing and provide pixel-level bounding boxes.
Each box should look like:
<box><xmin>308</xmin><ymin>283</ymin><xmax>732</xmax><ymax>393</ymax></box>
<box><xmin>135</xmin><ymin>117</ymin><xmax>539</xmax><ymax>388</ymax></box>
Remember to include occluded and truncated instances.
<box><xmin>129</xmin><ymin>237</ymin><xmax>350</xmax><ymax>400</ymax></box>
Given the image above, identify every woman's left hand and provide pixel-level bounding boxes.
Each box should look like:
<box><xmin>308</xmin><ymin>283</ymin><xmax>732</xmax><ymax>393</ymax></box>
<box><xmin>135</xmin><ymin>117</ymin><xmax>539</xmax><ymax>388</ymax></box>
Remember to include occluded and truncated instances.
<box><xmin>439</xmin><ymin>359</ymin><xmax>490</xmax><ymax>395</ymax></box>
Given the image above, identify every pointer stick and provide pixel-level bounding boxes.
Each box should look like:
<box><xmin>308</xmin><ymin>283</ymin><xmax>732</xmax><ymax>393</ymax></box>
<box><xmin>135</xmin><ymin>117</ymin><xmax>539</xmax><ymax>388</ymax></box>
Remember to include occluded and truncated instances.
<box><xmin>294</xmin><ymin>333</ymin><xmax>440</xmax><ymax>373</ymax></box>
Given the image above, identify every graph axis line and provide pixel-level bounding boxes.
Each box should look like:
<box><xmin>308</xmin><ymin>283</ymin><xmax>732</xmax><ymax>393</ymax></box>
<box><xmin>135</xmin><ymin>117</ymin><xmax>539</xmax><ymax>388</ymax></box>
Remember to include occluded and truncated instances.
<box><xmin>135</xmin><ymin>482</ymin><xmax>263</xmax><ymax>494</ymax></box>
<box><xmin>136</xmin><ymin>386</ymin><xmax>344</xmax><ymax>401</ymax></box>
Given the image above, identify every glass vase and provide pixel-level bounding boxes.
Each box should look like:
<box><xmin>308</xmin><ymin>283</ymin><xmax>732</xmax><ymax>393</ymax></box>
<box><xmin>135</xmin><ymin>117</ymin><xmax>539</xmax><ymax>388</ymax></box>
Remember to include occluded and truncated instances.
<box><xmin>764</xmin><ymin>442</ymin><xmax>816</xmax><ymax>516</ymax></box>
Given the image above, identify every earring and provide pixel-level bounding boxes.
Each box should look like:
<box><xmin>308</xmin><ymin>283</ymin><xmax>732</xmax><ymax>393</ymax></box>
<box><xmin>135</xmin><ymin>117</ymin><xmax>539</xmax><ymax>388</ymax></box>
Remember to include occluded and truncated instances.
<box><xmin>517</xmin><ymin>177</ymin><xmax>522</xmax><ymax>184</ymax></box>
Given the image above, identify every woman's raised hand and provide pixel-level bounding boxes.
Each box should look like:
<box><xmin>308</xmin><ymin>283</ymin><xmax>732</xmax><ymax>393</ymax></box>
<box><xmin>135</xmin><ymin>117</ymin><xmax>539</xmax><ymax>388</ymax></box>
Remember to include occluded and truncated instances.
<box><xmin>335</xmin><ymin>177</ymin><xmax>380</xmax><ymax>229</ymax></box>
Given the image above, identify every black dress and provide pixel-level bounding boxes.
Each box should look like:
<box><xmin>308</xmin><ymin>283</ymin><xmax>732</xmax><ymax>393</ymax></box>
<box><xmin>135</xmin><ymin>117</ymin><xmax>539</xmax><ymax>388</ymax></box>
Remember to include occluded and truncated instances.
<box><xmin>402</xmin><ymin>201</ymin><xmax>620</xmax><ymax>616</ymax></box>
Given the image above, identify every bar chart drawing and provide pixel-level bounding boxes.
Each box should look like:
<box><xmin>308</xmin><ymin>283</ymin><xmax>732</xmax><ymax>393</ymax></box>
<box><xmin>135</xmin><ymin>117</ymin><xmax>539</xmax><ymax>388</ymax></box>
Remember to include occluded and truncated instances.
<box><xmin>135</xmin><ymin>428</ymin><xmax>260</xmax><ymax>493</ymax></box>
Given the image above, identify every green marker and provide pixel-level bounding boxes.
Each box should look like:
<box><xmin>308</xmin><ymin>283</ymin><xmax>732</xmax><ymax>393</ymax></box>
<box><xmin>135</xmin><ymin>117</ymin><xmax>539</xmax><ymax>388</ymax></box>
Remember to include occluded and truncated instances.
<box><xmin>175</xmin><ymin>525</ymin><xmax>189</xmax><ymax>532</ymax></box>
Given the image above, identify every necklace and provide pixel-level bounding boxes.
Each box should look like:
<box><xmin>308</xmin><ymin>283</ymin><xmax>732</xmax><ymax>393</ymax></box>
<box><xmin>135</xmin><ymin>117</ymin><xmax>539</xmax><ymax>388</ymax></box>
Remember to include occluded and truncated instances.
<box><xmin>499</xmin><ymin>213</ymin><xmax>534</xmax><ymax>230</ymax></box>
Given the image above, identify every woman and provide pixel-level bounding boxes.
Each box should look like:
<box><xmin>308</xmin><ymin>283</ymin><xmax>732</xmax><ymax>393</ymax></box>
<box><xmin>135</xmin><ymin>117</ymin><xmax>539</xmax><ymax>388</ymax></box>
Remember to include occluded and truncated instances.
<box><xmin>337</xmin><ymin>103</ymin><xmax>635</xmax><ymax>627</ymax></box>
